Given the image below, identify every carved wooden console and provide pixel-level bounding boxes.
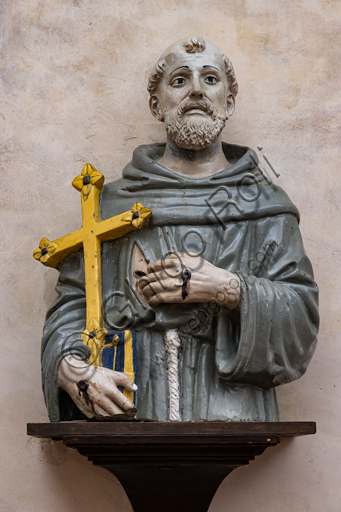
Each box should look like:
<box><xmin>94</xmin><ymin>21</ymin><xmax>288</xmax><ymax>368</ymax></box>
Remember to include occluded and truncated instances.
<box><xmin>27</xmin><ymin>421</ymin><xmax>315</xmax><ymax>512</ymax></box>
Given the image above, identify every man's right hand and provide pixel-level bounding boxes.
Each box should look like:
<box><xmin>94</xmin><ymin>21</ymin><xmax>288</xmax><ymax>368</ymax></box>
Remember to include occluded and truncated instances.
<box><xmin>58</xmin><ymin>355</ymin><xmax>137</xmax><ymax>419</ymax></box>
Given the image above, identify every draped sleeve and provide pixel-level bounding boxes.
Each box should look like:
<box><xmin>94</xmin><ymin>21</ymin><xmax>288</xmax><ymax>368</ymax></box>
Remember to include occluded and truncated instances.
<box><xmin>215</xmin><ymin>213</ymin><xmax>319</xmax><ymax>388</ymax></box>
<box><xmin>41</xmin><ymin>252</ymin><xmax>89</xmax><ymax>421</ymax></box>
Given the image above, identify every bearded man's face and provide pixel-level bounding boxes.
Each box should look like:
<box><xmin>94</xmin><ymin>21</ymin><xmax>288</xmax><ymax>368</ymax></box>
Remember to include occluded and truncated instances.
<box><xmin>151</xmin><ymin>44</ymin><xmax>234</xmax><ymax>150</ymax></box>
<box><xmin>164</xmin><ymin>97</ymin><xmax>228</xmax><ymax>151</ymax></box>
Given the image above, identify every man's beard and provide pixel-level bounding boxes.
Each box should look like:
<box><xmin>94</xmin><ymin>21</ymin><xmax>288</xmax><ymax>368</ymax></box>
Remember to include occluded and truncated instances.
<box><xmin>164</xmin><ymin>99</ymin><xmax>228</xmax><ymax>151</ymax></box>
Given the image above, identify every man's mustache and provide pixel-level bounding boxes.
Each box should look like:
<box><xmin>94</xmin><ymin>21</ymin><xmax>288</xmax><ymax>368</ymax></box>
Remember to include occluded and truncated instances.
<box><xmin>178</xmin><ymin>99</ymin><xmax>215</xmax><ymax>117</ymax></box>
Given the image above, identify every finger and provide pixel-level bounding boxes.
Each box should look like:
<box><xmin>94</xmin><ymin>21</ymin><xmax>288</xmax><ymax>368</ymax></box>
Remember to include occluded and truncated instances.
<box><xmin>81</xmin><ymin>383</ymin><xmax>133</xmax><ymax>416</ymax></box>
<box><xmin>137</xmin><ymin>275</ymin><xmax>153</xmax><ymax>291</ymax></box>
<box><xmin>147</xmin><ymin>257</ymin><xmax>181</xmax><ymax>274</ymax></box>
<box><xmin>106</xmin><ymin>387</ymin><xmax>137</xmax><ymax>412</ymax></box>
<box><xmin>137</xmin><ymin>271</ymin><xmax>166</xmax><ymax>291</ymax></box>
<box><xmin>137</xmin><ymin>274</ymin><xmax>163</xmax><ymax>292</ymax></box>
<box><xmin>148</xmin><ymin>291</ymin><xmax>183</xmax><ymax>306</ymax></box>
<box><xmin>78</xmin><ymin>406</ymin><xmax>95</xmax><ymax>419</ymax></box>
<box><xmin>142</xmin><ymin>281</ymin><xmax>165</xmax><ymax>299</ymax></box>
<box><xmin>138</xmin><ymin>272</ymin><xmax>181</xmax><ymax>291</ymax></box>
<box><xmin>143</xmin><ymin>280</ymin><xmax>183</xmax><ymax>300</ymax></box>
<box><xmin>111</xmin><ymin>371</ymin><xmax>138</xmax><ymax>392</ymax></box>
<box><xmin>146</xmin><ymin>259</ymin><xmax>162</xmax><ymax>273</ymax></box>
<box><xmin>93</xmin><ymin>403</ymin><xmax>117</xmax><ymax>418</ymax></box>
<box><xmin>71</xmin><ymin>393</ymin><xmax>95</xmax><ymax>419</ymax></box>
<box><xmin>95</xmin><ymin>396</ymin><xmax>127</xmax><ymax>416</ymax></box>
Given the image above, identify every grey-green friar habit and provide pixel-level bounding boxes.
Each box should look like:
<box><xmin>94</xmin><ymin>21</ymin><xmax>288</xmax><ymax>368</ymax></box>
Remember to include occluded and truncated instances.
<box><xmin>41</xmin><ymin>142</ymin><xmax>319</xmax><ymax>422</ymax></box>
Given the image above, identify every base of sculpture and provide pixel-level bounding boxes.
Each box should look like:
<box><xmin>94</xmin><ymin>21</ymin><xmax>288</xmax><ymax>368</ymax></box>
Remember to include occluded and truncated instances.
<box><xmin>27</xmin><ymin>421</ymin><xmax>315</xmax><ymax>512</ymax></box>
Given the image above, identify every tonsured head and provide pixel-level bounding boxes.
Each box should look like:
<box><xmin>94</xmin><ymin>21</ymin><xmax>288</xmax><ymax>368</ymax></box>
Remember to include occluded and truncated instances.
<box><xmin>148</xmin><ymin>37</ymin><xmax>238</xmax><ymax>151</ymax></box>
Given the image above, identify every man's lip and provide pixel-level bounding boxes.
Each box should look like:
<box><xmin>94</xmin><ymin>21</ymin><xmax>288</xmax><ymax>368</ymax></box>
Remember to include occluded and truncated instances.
<box><xmin>184</xmin><ymin>107</ymin><xmax>208</xmax><ymax>115</ymax></box>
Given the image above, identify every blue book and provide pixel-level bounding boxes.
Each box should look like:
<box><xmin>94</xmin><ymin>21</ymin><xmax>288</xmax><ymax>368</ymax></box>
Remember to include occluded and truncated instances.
<box><xmin>101</xmin><ymin>330</ymin><xmax>137</xmax><ymax>405</ymax></box>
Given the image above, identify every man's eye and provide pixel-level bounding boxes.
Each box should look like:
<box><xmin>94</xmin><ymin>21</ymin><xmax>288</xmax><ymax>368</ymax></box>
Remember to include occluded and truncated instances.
<box><xmin>171</xmin><ymin>77</ymin><xmax>186</xmax><ymax>86</ymax></box>
<box><xmin>205</xmin><ymin>76</ymin><xmax>218</xmax><ymax>84</ymax></box>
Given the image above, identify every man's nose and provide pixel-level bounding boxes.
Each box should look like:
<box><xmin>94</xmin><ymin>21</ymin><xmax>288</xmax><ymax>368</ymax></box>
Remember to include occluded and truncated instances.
<box><xmin>189</xmin><ymin>76</ymin><xmax>204</xmax><ymax>99</ymax></box>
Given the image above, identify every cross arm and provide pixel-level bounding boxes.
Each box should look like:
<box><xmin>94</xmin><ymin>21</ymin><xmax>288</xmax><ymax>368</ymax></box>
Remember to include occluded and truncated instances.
<box><xmin>33</xmin><ymin>229</ymin><xmax>85</xmax><ymax>269</ymax></box>
<box><xmin>96</xmin><ymin>205</ymin><xmax>152</xmax><ymax>242</ymax></box>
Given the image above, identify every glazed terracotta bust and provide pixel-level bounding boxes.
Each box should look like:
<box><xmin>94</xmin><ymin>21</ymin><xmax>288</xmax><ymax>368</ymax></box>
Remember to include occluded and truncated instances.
<box><xmin>39</xmin><ymin>37</ymin><xmax>319</xmax><ymax>422</ymax></box>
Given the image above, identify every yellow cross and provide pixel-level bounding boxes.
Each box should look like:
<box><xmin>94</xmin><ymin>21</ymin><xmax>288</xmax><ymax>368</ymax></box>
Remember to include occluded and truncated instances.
<box><xmin>33</xmin><ymin>163</ymin><xmax>152</xmax><ymax>368</ymax></box>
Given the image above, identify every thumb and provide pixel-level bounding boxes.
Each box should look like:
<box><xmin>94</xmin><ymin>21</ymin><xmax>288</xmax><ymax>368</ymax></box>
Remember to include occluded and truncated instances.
<box><xmin>112</xmin><ymin>371</ymin><xmax>138</xmax><ymax>391</ymax></box>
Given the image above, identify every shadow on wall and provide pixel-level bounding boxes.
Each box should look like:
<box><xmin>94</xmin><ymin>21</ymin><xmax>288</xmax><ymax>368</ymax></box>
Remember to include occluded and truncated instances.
<box><xmin>33</xmin><ymin>437</ymin><xmax>133</xmax><ymax>512</ymax></box>
<box><xmin>209</xmin><ymin>438</ymin><xmax>308</xmax><ymax>512</ymax></box>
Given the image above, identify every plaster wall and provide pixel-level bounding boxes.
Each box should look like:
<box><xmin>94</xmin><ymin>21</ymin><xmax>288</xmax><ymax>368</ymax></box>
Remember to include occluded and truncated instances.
<box><xmin>0</xmin><ymin>0</ymin><xmax>340</xmax><ymax>510</ymax></box>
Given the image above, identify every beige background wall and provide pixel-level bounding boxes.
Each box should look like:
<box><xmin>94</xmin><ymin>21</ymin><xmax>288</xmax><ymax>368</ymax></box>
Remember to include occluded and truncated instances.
<box><xmin>1</xmin><ymin>0</ymin><xmax>340</xmax><ymax>510</ymax></box>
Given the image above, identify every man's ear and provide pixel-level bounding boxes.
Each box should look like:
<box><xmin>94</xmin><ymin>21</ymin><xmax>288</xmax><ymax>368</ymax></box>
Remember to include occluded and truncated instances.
<box><xmin>149</xmin><ymin>95</ymin><xmax>164</xmax><ymax>122</ymax></box>
<box><xmin>226</xmin><ymin>93</ymin><xmax>235</xmax><ymax>119</ymax></box>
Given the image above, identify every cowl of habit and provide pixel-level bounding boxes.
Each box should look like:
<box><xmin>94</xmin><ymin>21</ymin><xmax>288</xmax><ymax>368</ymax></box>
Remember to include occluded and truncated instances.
<box><xmin>42</xmin><ymin>143</ymin><xmax>319</xmax><ymax>422</ymax></box>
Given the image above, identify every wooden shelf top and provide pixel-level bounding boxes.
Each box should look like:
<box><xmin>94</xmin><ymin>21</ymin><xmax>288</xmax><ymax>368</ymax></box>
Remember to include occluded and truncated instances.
<box><xmin>27</xmin><ymin>420</ymin><xmax>316</xmax><ymax>440</ymax></box>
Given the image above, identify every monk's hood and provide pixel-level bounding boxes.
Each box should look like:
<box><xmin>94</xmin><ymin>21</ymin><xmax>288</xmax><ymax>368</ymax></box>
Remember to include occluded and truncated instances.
<box><xmin>101</xmin><ymin>143</ymin><xmax>299</xmax><ymax>226</ymax></box>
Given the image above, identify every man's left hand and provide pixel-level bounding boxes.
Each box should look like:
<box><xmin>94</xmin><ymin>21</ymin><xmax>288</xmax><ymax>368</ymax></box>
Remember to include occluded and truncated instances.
<box><xmin>137</xmin><ymin>252</ymin><xmax>240</xmax><ymax>309</ymax></box>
